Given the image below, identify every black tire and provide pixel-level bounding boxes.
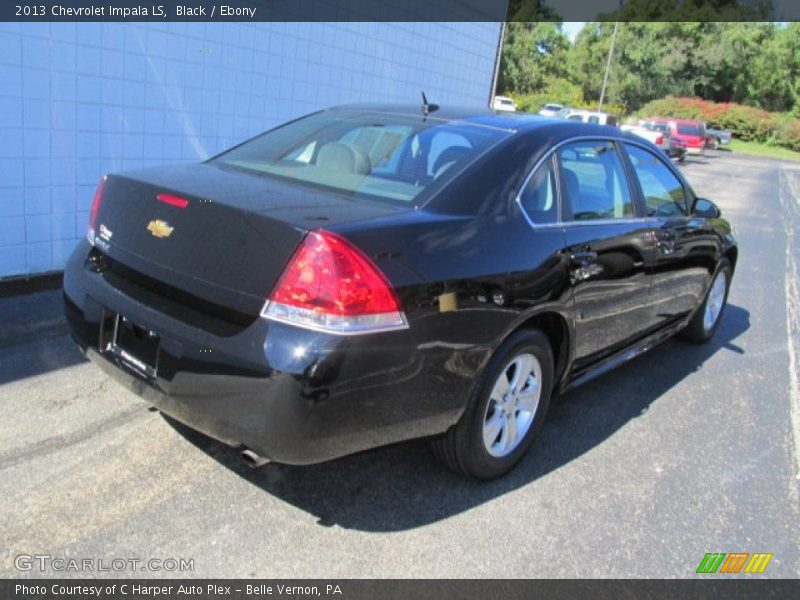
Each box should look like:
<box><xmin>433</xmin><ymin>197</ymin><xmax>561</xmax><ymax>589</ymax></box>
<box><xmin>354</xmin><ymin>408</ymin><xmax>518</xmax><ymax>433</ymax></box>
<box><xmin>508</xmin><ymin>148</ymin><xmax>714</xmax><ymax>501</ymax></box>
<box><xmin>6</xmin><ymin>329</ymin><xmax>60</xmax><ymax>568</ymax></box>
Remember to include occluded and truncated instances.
<box><xmin>679</xmin><ymin>259</ymin><xmax>731</xmax><ymax>344</ymax></box>
<box><xmin>432</xmin><ymin>329</ymin><xmax>554</xmax><ymax>480</ymax></box>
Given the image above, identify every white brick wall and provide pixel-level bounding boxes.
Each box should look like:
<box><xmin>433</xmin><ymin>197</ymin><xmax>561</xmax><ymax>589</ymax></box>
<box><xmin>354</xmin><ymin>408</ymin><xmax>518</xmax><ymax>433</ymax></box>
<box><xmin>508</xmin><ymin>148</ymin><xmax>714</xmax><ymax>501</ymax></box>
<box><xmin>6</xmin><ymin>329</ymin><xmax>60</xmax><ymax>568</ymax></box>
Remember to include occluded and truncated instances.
<box><xmin>0</xmin><ymin>21</ymin><xmax>501</xmax><ymax>277</ymax></box>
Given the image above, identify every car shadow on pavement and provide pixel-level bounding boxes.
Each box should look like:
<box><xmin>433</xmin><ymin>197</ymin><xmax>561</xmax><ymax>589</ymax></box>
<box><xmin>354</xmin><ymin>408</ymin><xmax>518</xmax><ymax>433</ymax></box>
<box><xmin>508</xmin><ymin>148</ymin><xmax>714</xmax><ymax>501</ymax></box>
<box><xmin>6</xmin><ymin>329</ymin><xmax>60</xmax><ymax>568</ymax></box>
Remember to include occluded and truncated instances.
<box><xmin>167</xmin><ymin>303</ymin><xmax>750</xmax><ymax>532</ymax></box>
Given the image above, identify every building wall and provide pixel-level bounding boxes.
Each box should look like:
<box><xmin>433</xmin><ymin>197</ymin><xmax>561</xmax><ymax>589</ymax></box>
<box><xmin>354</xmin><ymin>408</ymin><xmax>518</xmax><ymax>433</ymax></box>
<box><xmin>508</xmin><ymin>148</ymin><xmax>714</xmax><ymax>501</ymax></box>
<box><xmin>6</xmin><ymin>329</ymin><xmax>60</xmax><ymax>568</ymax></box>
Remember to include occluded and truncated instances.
<box><xmin>0</xmin><ymin>21</ymin><xmax>501</xmax><ymax>278</ymax></box>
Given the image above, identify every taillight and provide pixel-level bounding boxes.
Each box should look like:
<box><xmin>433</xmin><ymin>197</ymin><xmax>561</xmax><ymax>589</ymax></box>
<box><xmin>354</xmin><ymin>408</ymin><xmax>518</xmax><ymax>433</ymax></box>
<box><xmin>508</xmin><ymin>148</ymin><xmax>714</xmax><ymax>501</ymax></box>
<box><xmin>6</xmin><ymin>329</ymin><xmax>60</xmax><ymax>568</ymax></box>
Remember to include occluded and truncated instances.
<box><xmin>86</xmin><ymin>175</ymin><xmax>107</xmax><ymax>244</ymax></box>
<box><xmin>261</xmin><ymin>230</ymin><xmax>407</xmax><ymax>335</ymax></box>
<box><xmin>156</xmin><ymin>193</ymin><xmax>189</xmax><ymax>208</ymax></box>
<box><xmin>655</xmin><ymin>134</ymin><xmax>664</xmax><ymax>146</ymax></box>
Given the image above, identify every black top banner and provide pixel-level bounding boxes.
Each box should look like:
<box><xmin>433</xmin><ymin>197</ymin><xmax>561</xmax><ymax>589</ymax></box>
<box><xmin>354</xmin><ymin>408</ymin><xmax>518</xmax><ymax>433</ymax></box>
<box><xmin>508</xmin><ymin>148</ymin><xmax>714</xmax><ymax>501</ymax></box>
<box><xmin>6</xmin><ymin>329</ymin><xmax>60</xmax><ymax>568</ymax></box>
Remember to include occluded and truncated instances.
<box><xmin>2</xmin><ymin>0</ymin><xmax>799</xmax><ymax>22</ymax></box>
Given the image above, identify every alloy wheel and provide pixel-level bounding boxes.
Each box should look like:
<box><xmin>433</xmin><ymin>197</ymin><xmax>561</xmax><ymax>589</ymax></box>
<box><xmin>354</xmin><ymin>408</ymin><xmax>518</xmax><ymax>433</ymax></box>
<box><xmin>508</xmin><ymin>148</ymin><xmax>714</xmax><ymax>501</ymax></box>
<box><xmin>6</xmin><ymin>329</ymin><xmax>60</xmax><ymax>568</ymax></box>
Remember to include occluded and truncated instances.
<box><xmin>703</xmin><ymin>270</ymin><xmax>727</xmax><ymax>332</ymax></box>
<box><xmin>482</xmin><ymin>353</ymin><xmax>542</xmax><ymax>457</ymax></box>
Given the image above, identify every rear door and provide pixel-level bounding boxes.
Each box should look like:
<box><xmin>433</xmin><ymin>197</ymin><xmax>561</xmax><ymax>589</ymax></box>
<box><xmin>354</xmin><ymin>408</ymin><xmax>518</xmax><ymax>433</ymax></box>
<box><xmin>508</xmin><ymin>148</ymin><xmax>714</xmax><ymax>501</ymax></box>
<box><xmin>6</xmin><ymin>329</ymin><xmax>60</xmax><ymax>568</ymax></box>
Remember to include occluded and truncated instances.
<box><xmin>557</xmin><ymin>139</ymin><xmax>653</xmax><ymax>368</ymax></box>
<box><xmin>621</xmin><ymin>142</ymin><xmax>715</xmax><ymax>327</ymax></box>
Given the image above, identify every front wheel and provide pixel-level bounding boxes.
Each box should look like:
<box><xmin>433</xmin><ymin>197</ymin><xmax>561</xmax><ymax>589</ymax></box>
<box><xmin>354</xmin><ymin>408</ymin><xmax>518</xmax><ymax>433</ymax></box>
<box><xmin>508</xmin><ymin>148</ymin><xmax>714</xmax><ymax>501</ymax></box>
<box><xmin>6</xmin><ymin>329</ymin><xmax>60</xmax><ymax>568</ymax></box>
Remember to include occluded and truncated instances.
<box><xmin>432</xmin><ymin>329</ymin><xmax>553</xmax><ymax>479</ymax></box>
<box><xmin>679</xmin><ymin>259</ymin><xmax>731</xmax><ymax>343</ymax></box>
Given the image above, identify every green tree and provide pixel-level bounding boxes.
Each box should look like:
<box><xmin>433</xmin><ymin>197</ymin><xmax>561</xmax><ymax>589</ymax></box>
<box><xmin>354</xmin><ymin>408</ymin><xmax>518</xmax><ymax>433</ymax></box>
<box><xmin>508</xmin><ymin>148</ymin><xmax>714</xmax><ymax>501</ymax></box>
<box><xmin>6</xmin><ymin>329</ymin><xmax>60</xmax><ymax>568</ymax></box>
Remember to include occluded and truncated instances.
<box><xmin>501</xmin><ymin>19</ymin><xmax>797</xmax><ymax>115</ymax></box>
<box><xmin>498</xmin><ymin>22</ymin><xmax>570</xmax><ymax>95</ymax></box>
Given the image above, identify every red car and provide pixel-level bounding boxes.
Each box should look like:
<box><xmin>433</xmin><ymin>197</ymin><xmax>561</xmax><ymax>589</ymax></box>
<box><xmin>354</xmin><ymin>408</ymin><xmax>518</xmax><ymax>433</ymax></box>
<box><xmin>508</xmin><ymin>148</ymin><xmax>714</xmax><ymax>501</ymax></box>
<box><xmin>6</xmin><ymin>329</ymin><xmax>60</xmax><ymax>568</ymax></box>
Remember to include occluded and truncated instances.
<box><xmin>640</xmin><ymin>118</ymin><xmax>706</xmax><ymax>156</ymax></box>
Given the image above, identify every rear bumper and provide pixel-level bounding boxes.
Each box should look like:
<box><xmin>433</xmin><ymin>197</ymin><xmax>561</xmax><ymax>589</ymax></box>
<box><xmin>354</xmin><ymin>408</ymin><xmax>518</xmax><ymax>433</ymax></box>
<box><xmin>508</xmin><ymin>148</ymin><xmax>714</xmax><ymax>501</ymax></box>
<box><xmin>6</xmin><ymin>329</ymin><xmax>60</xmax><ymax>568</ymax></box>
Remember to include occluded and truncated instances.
<box><xmin>685</xmin><ymin>146</ymin><xmax>705</xmax><ymax>155</ymax></box>
<box><xmin>63</xmin><ymin>241</ymin><xmax>467</xmax><ymax>464</ymax></box>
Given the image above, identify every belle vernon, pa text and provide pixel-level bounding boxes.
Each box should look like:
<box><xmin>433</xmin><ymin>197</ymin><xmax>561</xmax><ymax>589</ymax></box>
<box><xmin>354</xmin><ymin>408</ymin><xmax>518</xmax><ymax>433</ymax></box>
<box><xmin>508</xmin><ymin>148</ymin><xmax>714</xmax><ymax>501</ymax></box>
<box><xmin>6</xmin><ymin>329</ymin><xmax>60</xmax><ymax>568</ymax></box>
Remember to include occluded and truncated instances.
<box><xmin>15</xmin><ymin>584</ymin><xmax>344</xmax><ymax>597</ymax></box>
<box><xmin>46</xmin><ymin>5</ymin><xmax>258</xmax><ymax>18</ymax></box>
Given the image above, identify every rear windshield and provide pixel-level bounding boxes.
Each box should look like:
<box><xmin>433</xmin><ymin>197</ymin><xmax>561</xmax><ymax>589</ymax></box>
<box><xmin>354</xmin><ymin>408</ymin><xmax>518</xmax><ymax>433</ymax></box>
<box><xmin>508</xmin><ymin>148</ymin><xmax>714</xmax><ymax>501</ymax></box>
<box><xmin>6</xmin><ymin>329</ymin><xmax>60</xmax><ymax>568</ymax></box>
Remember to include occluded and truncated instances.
<box><xmin>677</xmin><ymin>124</ymin><xmax>701</xmax><ymax>136</ymax></box>
<box><xmin>211</xmin><ymin>110</ymin><xmax>510</xmax><ymax>206</ymax></box>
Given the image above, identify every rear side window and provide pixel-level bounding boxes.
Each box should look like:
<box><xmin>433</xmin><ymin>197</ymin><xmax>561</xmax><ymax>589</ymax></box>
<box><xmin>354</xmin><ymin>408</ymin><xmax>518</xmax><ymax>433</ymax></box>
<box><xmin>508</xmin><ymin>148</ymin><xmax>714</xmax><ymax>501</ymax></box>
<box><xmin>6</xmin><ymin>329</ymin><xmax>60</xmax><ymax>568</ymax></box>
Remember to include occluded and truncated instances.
<box><xmin>677</xmin><ymin>124</ymin><xmax>700</xmax><ymax>136</ymax></box>
<box><xmin>625</xmin><ymin>144</ymin><xmax>687</xmax><ymax>216</ymax></box>
<box><xmin>519</xmin><ymin>156</ymin><xmax>558</xmax><ymax>224</ymax></box>
<box><xmin>557</xmin><ymin>141</ymin><xmax>635</xmax><ymax>221</ymax></box>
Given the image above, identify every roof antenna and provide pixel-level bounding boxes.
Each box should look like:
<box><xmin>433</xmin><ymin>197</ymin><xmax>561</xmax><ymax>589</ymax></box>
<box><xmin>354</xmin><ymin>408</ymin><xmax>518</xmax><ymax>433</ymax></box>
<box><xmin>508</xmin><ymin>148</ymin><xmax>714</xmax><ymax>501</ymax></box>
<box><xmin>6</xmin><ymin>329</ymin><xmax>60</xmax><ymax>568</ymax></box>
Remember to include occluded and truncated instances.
<box><xmin>421</xmin><ymin>92</ymin><xmax>439</xmax><ymax>117</ymax></box>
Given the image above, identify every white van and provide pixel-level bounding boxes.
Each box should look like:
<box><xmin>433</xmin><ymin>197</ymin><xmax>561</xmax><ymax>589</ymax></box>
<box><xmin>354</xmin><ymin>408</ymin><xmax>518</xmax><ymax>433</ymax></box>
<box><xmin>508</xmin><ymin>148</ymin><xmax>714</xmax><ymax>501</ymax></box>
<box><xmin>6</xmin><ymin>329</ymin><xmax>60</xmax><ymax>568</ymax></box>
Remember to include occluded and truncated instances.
<box><xmin>492</xmin><ymin>96</ymin><xmax>517</xmax><ymax>112</ymax></box>
<box><xmin>559</xmin><ymin>109</ymin><xmax>617</xmax><ymax>127</ymax></box>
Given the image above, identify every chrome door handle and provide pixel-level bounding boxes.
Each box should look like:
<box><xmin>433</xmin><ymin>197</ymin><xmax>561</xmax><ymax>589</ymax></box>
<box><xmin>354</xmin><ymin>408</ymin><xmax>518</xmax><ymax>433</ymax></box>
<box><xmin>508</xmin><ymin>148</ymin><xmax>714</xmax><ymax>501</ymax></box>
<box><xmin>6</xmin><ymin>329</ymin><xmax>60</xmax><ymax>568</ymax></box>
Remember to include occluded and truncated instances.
<box><xmin>570</xmin><ymin>250</ymin><xmax>598</xmax><ymax>264</ymax></box>
<box><xmin>656</xmin><ymin>240</ymin><xmax>675</xmax><ymax>254</ymax></box>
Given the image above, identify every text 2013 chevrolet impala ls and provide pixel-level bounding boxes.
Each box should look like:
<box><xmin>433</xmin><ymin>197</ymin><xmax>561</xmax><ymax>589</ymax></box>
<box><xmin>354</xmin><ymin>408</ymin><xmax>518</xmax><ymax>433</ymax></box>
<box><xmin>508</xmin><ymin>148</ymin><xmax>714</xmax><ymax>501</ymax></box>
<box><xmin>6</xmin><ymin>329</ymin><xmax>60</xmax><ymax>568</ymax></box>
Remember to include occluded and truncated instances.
<box><xmin>63</xmin><ymin>104</ymin><xmax>737</xmax><ymax>479</ymax></box>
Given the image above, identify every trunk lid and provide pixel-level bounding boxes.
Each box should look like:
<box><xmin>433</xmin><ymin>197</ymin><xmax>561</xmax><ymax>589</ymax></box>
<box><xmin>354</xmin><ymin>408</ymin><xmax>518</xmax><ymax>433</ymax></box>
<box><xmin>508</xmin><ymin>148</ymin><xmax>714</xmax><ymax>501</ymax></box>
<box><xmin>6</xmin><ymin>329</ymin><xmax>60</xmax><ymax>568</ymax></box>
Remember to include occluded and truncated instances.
<box><xmin>93</xmin><ymin>163</ymin><xmax>404</xmax><ymax>316</ymax></box>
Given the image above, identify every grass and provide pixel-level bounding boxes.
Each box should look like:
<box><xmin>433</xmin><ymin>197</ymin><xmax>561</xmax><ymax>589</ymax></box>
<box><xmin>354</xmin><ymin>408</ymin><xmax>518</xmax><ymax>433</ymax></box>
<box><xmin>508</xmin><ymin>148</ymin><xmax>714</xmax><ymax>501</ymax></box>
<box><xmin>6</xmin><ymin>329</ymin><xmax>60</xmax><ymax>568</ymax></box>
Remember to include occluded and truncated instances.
<box><xmin>727</xmin><ymin>139</ymin><xmax>800</xmax><ymax>161</ymax></box>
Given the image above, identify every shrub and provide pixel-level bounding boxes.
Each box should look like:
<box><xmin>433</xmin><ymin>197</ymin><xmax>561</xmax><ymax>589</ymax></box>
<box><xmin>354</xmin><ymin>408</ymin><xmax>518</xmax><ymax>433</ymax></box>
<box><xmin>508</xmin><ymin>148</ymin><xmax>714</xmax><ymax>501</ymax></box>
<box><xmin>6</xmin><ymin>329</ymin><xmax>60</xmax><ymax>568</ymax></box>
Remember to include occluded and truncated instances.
<box><xmin>774</xmin><ymin>119</ymin><xmax>800</xmax><ymax>151</ymax></box>
<box><xmin>507</xmin><ymin>78</ymin><xmax>584</xmax><ymax>113</ymax></box>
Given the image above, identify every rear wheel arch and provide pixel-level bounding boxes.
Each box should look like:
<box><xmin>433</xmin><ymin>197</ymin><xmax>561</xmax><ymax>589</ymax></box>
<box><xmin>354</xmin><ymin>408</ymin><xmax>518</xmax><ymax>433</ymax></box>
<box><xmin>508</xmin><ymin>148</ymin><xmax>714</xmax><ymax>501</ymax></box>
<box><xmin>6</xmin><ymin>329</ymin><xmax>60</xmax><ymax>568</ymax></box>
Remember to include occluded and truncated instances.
<box><xmin>513</xmin><ymin>311</ymin><xmax>571</xmax><ymax>392</ymax></box>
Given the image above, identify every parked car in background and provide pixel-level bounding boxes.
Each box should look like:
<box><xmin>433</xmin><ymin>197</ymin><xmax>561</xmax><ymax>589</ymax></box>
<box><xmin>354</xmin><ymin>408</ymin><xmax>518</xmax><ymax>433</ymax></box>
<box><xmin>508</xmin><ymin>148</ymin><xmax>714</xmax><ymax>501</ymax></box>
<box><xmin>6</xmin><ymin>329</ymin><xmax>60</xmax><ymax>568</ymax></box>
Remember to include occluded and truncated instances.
<box><xmin>63</xmin><ymin>105</ymin><xmax>737</xmax><ymax>480</ymax></box>
<box><xmin>641</xmin><ymin>118</ymin><xmax>706</xmax><ymax>155</ymax></box>
<box><xmin>493</xmin><ymin>96</ymin><xmax>517</xmax><ymax>112</ymax></box>
<box><xmin>538</xmin><ymin>103</ymin><xmax>564</xmax><ymax>117</ymax></box>
<box><xmin>621</xmin><ymin>124</ymin><xmax>660</xmax><ymax>144</ymax></box>
<box><xmin>624</xmin><ymin>122</ymin><xmax>687</xmax><ymax>162</ymax></box>
<box><xmin>559</xmin><ymin>109</ymin><xmax>617</xmax><ymax>126</ymax></box>
<box><xmin>705</xmin><ymin>127</ymin><xmax>732</xmax><ymax>149</ymax></box>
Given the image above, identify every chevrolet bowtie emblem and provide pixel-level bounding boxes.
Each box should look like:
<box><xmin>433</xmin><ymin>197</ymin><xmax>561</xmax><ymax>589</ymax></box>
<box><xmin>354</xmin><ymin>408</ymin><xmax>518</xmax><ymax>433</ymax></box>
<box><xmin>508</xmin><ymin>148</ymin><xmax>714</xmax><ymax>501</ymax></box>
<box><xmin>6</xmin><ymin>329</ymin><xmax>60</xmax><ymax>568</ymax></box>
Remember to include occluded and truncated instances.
<box><xmin>147</xmin><ymin>219</ymin><xmax>174</xmax><ymax>239</ymax></box>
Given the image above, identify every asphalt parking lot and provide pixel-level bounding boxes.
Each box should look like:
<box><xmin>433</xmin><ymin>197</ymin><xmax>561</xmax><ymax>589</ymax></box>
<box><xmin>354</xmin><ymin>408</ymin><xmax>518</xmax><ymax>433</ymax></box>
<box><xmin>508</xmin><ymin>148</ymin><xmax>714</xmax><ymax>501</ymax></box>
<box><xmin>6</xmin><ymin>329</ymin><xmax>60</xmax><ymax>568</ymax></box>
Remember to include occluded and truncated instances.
<box><xmin>1</xmin><ymin>151</ymin><xmax>799</xmax><ymax>578</ymax></box>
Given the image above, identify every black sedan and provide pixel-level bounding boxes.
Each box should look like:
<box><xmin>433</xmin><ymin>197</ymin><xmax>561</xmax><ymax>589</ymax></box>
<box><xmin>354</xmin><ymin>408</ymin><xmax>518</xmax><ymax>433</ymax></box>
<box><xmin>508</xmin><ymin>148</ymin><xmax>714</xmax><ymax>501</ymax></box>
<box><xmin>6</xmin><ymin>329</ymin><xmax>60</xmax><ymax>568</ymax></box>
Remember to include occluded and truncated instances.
<box><xmin>63</xmin><ymin>104</ymin><xmax>737</xmax><ymax>479</ymax></box>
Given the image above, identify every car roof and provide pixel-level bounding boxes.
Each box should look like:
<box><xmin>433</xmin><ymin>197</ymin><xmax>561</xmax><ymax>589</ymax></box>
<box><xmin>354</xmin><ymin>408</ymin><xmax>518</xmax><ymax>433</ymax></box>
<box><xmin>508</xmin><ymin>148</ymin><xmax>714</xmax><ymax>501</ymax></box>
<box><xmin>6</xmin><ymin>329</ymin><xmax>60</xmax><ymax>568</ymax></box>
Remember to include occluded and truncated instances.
<box><xmin>648</xmin><ymin>117</ymin><xmax>704</xmax><ymax>125</ymax></box>
<box><xmin>329</xmin><ymin>103</ymin><xmax>624</xmax><ymax>137</ymax></box>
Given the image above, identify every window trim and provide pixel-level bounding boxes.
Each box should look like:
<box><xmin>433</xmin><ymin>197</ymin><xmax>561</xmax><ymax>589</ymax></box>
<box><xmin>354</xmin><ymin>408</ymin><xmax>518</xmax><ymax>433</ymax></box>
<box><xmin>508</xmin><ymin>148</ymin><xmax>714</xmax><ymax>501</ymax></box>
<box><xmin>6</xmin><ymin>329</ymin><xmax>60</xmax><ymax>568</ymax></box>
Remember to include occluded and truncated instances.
<box><xmin>517</xmin><ymin>154</ymin><xmax>561</xmax><ymax>226</ymax></box>
<box><xmin>515</xmin><ymin>135</ymin><xmax>650</xmax><ymax>229</ymax></box>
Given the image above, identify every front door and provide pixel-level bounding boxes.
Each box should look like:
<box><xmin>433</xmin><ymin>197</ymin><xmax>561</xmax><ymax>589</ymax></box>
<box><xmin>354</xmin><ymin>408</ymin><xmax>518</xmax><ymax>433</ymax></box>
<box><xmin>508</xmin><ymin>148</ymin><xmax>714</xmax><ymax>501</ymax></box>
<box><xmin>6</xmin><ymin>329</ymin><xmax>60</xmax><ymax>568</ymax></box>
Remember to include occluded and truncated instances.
<box><xmin>621</xmin><ymin>142</ymin><xmax>715</xmax><ymax>328</ymax></box>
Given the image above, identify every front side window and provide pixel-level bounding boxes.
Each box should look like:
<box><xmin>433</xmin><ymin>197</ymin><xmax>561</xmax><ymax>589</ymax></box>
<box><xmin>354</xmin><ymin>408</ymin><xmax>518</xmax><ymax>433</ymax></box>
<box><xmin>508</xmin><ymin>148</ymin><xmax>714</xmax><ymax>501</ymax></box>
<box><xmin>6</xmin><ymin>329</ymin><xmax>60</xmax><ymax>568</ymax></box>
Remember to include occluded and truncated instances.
<box><xmin>625</xmin><ymin>144</ymin><xmax>687</xmax><ymax>217</ymax></box>
<box><xmin>557</xmin><ymin>141</ymin><xmax>635</xmax><ymax>221</ymax></box>
<box><xmin>519</xmin><ymin>156</ymin><xmax>558</xmax><ymax>224</ymax></box>
<box><xmin>212</xmin><ymin>110</ymin><xmax>509</xmax><ymax>206</ymax></box>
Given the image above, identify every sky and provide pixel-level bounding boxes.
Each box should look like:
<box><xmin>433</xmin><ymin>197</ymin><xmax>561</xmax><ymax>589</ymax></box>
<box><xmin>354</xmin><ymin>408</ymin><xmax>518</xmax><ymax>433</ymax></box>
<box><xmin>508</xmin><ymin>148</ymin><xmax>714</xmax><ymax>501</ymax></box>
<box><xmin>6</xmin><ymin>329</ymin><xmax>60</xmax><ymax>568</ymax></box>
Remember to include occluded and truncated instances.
<box><xmin>562</xmin><ymin>22</ymin><xmax>586</xmax><ymax>42</ymax></box>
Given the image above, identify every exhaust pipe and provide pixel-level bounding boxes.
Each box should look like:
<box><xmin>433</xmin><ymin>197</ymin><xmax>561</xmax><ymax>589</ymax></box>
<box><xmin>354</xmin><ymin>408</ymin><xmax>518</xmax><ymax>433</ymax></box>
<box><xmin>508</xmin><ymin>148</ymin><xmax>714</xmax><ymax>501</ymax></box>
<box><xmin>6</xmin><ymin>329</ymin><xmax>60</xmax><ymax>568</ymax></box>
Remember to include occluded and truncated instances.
<box><xmin>240</xmin><ymin>448</ymin><xmax>270</xmax><ymax>468</ymax></box>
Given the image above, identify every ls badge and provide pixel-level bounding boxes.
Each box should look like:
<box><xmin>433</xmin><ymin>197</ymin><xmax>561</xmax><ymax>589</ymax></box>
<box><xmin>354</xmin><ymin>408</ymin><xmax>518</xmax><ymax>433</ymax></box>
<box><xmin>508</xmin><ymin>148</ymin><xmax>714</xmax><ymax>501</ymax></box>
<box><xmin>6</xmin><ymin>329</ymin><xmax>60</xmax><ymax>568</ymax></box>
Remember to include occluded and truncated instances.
<box><xmin>147</xmin><ymin>219</ymin><xmax>174</xmax><ymax>239</ymax></box>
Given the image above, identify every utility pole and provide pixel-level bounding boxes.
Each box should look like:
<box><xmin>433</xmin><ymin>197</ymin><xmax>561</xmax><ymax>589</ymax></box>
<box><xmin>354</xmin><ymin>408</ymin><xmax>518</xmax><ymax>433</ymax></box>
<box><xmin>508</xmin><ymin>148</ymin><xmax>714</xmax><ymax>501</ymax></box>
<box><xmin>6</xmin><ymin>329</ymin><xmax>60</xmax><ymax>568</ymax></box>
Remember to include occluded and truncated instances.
<box><xmin>599</xmin><ymin>0</ymin><xmax>624</xmax><ymax>111</ymax></box>
<box><xmin>489</xmin><ymin>22</ymin><xmax>507</xmax><ymax>108</ymax></box>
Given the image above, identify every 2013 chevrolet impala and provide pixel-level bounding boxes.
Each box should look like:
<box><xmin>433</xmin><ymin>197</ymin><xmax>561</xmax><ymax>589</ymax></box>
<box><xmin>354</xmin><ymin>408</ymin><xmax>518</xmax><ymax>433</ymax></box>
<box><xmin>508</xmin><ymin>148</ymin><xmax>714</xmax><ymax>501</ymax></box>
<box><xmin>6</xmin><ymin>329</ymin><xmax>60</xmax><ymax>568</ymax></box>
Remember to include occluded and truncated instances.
<box><xmin>63</xmin><ymin>104</ymin><xmax>737</xmax><ymax>479</ymax></box>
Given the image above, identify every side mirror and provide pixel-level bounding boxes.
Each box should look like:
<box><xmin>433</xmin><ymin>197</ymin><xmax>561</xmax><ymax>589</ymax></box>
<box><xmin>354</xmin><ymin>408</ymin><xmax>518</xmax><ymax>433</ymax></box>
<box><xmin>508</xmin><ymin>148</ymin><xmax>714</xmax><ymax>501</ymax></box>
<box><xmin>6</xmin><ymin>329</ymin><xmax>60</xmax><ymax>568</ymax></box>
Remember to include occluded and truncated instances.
<box><xmin>693</xmin><ymin>197</ymin><xmax>721</xmax><ymax>219</ymax></box>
